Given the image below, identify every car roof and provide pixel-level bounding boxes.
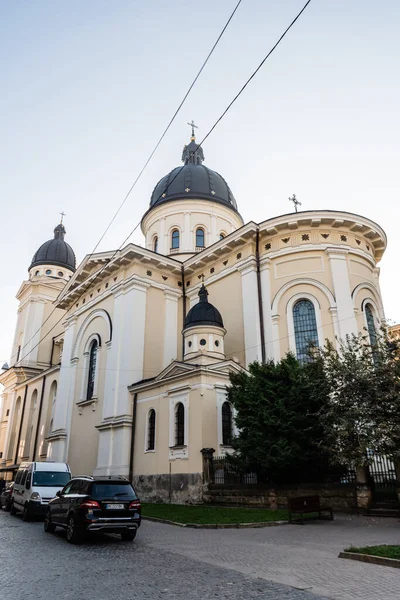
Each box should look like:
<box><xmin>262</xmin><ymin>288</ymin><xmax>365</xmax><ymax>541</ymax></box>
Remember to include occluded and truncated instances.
<box><xmin>72</xmin><ymin>476</ymin><xmax>131</xmax><ymax>483</ymax></box>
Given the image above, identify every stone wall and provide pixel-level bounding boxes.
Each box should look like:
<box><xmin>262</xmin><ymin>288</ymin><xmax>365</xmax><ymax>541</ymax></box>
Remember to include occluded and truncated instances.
<box><xmin>205</xmin><ymin>483</ymin><xmax>358</xmax><ymax>512</ymax></box>
<box><xmin>132</xmin><ymin>473</ymin><xmax>203</xmax><ymax>504</ymax></box>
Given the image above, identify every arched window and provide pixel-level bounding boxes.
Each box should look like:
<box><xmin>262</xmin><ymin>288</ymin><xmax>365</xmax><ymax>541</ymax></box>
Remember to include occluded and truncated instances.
<box><xmin>175</xmin><ymin>403</ymin><xmax>185</xmax><ymax>446</ymax></box>
<box><xmin>171</xmin><ymin>229</ymin><xmax>180</xmax><ymax>249</ymax></box>
<box><xmin>365</xmin><ymin>304</ymin><xmax>377</xmax><ymax>346</ymax></box>
<box><xmin>196</xmin><ymin>228</ymin><xmax>205</xmax><ymax>248</ymax></box>
<box><xmin>86</xmin><ymin>340</ymin><xmax>98</xmax><ymax>400</ymax></box>
<box><xmin>23</xmin><ymin>389</ymin><xmax>38</xmax><ymax>458</ymax></box>
<box><xmin>222</xmin><ymin>402</ymin><xmax>233</xmax><ymax>446</ymax></box>
<box><xmin>147</xmin><ymin>409</ymin><xmax>156</xmax><ymax>451</ymax></box>
<box><xmin>153</xmin><ymin>237</ymin><xmax>158</xmax><ymax>253</ymax></box>
<box><xmin>219</xmin><ymin>232</ymin><xmax>226</xmax><ymax>240</ymax></box>
<box><xmin>293</xmin><ymin>299</ymin><xmax>319</xmax><ymax>363</ymax></box>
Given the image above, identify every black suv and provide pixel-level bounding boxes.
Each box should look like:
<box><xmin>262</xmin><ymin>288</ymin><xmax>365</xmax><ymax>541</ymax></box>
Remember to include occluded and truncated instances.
<box><xmin>44</xmin><ymin>476</ymin><xmax>141</xmax><ymax>544</ymax></box>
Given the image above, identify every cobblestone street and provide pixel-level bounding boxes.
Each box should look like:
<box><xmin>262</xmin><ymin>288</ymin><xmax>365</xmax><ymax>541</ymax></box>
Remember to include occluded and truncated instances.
<box><xmin>1</xmin><ymin>509</ymin><xmax>399</xmax><ymax>600</ymax></box>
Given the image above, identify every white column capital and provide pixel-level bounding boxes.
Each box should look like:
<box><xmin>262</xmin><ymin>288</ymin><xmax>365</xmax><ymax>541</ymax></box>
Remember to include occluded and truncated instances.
<box><xmin>325</xmin><ymin>247</ymin><xmax>349</xmax><ymax>258</ymax></box>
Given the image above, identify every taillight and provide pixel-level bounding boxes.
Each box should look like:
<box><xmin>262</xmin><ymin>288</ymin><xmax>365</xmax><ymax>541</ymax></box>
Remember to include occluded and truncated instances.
<box><xmin>129</xmin><ymin>500</ymin><xmax>141</xmax><ymax>511</ymax></box>
<box><xmin>81</xmin><ymin>500</ymin><xmax>101</xmax><ymax>510</ymax></box>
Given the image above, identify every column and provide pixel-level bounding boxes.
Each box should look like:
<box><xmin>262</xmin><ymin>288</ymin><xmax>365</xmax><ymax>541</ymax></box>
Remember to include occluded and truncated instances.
<box><xmin>238</xmin><ymin>261</ymin><xmax>262</xmax><ymax>367</ymax></box>
<box><xmin>163</xmin><ymin>291</ymin><xmax>179</xmax><ymax>367</ymax></box>
<box><xmin>183</xmin><ymin>212</ymin><xmax>191</xmax><ymax>252</ymax></box>
<box><xmin>47</xmin><ymin>317</ymin><xmax>77</xmax><ymax>462</ymax></box>
<box><xmin>158</xmin><ymin>217</ymin><xmax>166</xmax><ymax>255</ymax></box>
<box><xmin>326</xmin><ymin>249</ymin><xmax>358</xmax><ymax>339</ymax></box>
<box><xmin>259</xmin><ymin>258</ymin><xmax>277</xmax><ymax>361</ymax></box>
<box><xmin>211</xmin><ymin>215</ymin><xmax>217</xmax><ymax>243</ymax></box>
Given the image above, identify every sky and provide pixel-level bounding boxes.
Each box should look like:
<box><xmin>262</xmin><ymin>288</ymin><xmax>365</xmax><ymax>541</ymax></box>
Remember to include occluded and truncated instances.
<box><xmin>1</xmin><ymin>0</ymin><xmax>400</xmax><ymax>365</ymax></box>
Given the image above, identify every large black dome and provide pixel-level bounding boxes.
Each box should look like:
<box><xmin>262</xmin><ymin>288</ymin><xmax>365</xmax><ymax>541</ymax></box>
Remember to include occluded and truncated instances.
<box><xmin>149</xmin><ymin>138</ymin><xmax>237</xmax><ymax>211</ymax></box>
<box><xmin>29</xmin><ymin>223</ymin><xmax>76</xmax><ymax>272</ymax></box>
<box><xmin>184</xmin><ymin>284</ymin><xmax>224</xmax><ymax>330</ymax></box>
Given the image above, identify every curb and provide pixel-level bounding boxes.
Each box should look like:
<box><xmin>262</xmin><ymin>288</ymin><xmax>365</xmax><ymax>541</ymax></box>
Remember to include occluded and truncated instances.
<box><xmin>338</xmin><ymin>551</ymin><xmax>400</xmax><ymax>569</ymax></box>
<box><xmin>142</xmin><ymin>516</ymin><xmax>288</xmax><ymax>529</ymax></box>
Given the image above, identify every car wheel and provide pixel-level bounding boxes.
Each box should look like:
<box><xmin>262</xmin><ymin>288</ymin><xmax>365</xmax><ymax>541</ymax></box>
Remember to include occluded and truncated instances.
<box><xmin>22</xmin><ymin>504</ymin><xmax>30</xmax><ymax>522</ymax></box>
<box><xmin>10</xmin><ymin>501</ymin><xmax>17</xmax><ymax>516</ymax></box>
<box><xmin>121</xmin><ymin>529</ymin><xmax>137</xmax><ymax>541</ymax></box>
<box><xmin>44</xmin><ymin>511</ymin><xmax>56</xmax><ymax>533</ymax></box>
<box><xmin>66</xmin><ymin>515</ymin><xmax>83</xmax><ymax>544</ymax></box>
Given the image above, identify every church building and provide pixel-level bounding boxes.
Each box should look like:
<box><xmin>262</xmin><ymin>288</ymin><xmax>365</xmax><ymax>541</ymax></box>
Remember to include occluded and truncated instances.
<box><xmin>0</xmin><ymin>130</ymin><xmax>387</xmax><ymax>501</ymax></box>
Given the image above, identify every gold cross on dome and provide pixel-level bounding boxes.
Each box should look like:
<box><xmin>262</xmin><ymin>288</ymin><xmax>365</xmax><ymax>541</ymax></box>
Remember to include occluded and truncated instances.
<box><xmin>187</xmin><ymin>120</ymin><xmax>198</xmax><ymax>138</ymax></box>
<box><xmin>185</xmin><ymin>187</ymin><xmax>190</xmax><ymax>192</ymax></box>
<box><xmin>60</xmin><ymin>211</ymin><xmax>66</xmax><ymax>223</ymax></box>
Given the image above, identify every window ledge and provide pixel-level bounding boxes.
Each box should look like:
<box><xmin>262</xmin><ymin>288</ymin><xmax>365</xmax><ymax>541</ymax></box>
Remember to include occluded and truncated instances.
<box><xmin>169</xmin><ymin>445</ymin><xmax>187</xmax><ymax>449</ymax></box>
<box><xmin>145</xmin><ymin>449</ymin><xmax>156</xmax><ymax>453</ymax></box>
<box><xmin>77</xmin><ymin>397</ymin><xmax>98</xmax><ymax>413</ymax></box>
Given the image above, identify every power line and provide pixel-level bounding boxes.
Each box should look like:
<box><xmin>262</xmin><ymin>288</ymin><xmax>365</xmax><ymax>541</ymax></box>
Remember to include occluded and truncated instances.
<box><xmin>13</xmin><ymin>0</ymin><xmax>314</xmax><ymax>367</ymax></box>
<box><xmin>10</xmin><ymin>0</ymin><xmax>243</xmax><ymax>365</ymax></box>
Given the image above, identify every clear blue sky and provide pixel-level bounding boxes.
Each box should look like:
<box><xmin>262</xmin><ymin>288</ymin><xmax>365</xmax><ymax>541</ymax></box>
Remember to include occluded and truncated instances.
<box><xmin>1</xmin><ymin>0</ymin><xmax>400</xmax><ymax>364</ymax></box>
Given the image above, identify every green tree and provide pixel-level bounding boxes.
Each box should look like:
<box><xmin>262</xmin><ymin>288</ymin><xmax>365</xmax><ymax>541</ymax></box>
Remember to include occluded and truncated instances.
<box><xmin>311</xmin><ymin>329</ymin><xmax>400</xmax><ymax>467</ymax></box>
<box><xmin>227</xmin><ymin>354</ymin><xmax>326</xmax><ymax>482</ymax></box>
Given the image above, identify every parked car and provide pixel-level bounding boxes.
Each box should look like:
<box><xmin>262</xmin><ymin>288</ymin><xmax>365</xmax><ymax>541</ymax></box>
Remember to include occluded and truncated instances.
<box><xmin>11</xmin><ymin>462</ymin><xmax>71</xmax><ymax>520</ymax></box>
<box><xmin>0</xmin><ymin>482</ymin><xmax>14</xmax><ymax>511</ymax></box>
<box><xmin>44</xmin><ymin>476</ymin><xmax>141</xmax><ymax>544</ymax></box>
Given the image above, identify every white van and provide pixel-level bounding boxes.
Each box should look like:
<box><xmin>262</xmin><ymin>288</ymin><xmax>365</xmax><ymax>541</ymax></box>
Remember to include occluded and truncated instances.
<box><xmin>11</xmin><ymin>462</ymin><xmax>71</xmax><ymax>521</ymax></box>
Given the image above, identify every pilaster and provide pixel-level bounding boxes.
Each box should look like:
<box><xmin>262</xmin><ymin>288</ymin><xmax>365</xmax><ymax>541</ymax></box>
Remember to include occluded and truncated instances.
<box><xmin>238</xmin><ymin>260</ymin><xmax>262</xmax><ymax>367</ymax></box>
<box><xmin>163</xmin><ymin>291</ymin><xmax>180</xmax><ymax>367</ymax></box>
<box><xmin>326</xmin><ymin>248</ymin><xmax>358</xmax><ymax>339</ymax></box>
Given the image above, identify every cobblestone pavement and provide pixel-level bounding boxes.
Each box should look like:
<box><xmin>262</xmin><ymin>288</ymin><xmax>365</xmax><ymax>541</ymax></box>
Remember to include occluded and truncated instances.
<box><xmin>142</xmin><ymin>514</ymin><xmax>400</xmax><ymax>600</ymax></box>
<box><xmin>0</xmin><ymin>509</ymin><xmax>323</xmax><ymax>600</ymax></box>
<box><xmin>1</xmin><ymin>510</ymin><xmax>399</xmax><ymax>600</ymax></box>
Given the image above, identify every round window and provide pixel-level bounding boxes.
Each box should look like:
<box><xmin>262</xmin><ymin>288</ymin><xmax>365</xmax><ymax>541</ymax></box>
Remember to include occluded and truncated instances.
<box><xmin>200</xmin><ymin>339</ymin><xmax>207</xmax><ymax>346</ymax></box>
<box><xmin>45</xmin><ymin>269</ymin><xmax>52</xmax><ymax>275</ymax></box>
<box><xmin>215</xmin><ymin>340</ymin><xmax>219</xmax><ymax>347</ymax></box>
<box><xmin>58</xmin><ymin>271</ymin><xmax>64</xmax><ymax>277</ymax></box>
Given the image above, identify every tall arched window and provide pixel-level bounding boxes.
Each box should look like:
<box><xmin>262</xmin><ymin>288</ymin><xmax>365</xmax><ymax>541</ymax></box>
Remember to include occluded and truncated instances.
<box><xmin>196</xmin><ymin>228</ymin><xmax>205</xmax><ymax>248</ymax></box>
<box><xmin>171</xmin><ymin>229</ymin><xmax>180</xmax><ymax>249</ymax></box>
<box><xmin>153</xmin><ymin>237</ymin><xmax>158</xmax><ymax>253</ymax></box>
<box><xmin>147</xmin><ymin>409</ymin><xmax>156</xmax><ymax>451</ymax></box>
<box><xmin>86</xmin><ymin>340</ymin><xmax>98</xmax><ymax>400</ymax></box>
<box><xmin>365</xmin><ymin>304</ymin><xmax>377</xmax><ymax>346</ymax></box>
<box><xmin>175</xmin><ymin>403</ymin><xmax>185</xmax><ymax>446</ymax></box>
<box><xmin>219</xmin><ymin>232</ymin><xmax>226</xmax><ymax>240</ymax></box>
<box><xmin>293</xmin><ymin>299</ymin><xmax>319</xmax><ymax>363</ymax></box>
<box><xmin>222</xmin><ymin>402</ymin><xmax>233</xmax><ymax>446</ymax></box>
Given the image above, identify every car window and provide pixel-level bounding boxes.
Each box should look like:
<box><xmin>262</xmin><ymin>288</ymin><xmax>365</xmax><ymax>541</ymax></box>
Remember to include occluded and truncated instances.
<box><xmin>69</xmin><ymin>480</ymin><xmax>83</xmax><ymax>494</ymax></box>
<box><xmin>62</xmin><ymin>481</ymin><xmax>75</xmax><ymax>495</ymax></box>
<box><xmin>14</xmin><ymin>470</ymin><xmax>22</xmax><ymax>484</ymax></box>
<box><xmin>32</xmin><ymin>471</ymin><xmax>71</xmax><ymax>487</ymax></box>
<box><xmin>77</xmin><ymin>479</ymin><xmax>90</xmax><ymax>495</ymax></box>
<box><xmin>90</xmin><ymin>483</ymin><xmax>137</xmax><ymax>500</ymax></box>
<box><xmin>20</xmin><ymin>470</ymin><xmax>28</xmax><ymax>485</ymax></box>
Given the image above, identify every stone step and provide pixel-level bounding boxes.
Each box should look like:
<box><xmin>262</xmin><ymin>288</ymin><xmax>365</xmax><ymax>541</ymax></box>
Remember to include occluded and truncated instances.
<box><xmin>365</xmin><ymin>507</ymin><xmax>400</xmax><ymax>518</ymax></box>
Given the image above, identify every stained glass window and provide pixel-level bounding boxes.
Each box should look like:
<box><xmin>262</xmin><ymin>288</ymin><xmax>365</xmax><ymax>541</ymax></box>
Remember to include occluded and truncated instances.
<box><xmin>293</xmin><ymin>299</ymin><xmax>319</xmax><ymax>363</ymax></box>
<box><xmin>365</xmin><ymin>304</ymin><xmax>377</xmax><ymax>346</ymax></box>
<box><xmin>196</xmin><ymin>228</ymin><xmax>205</xmax><ymax>247</ymax></box>
<box><xmin>222</xmin><ymin>402</ymin><xmax>233</xmax><ymax>446</ymax></box>
<box><xmin>175</xmin><ymin>403</ymin><xmax>185</xmax><ymax>446</ymax></box>
<box><xmin>171</xmin><ymin>229</ymin><xmax>180</xmax><ymax>249</ymax></box>
<box><xmin>86</xmin><ymin>340</ymin><xmax>98</xmax><ymax>400</ymax></box>
<box><xmin>147</xmin><ymin>409</ymin><xmax>156</xmax><ymax>451</ymax></box>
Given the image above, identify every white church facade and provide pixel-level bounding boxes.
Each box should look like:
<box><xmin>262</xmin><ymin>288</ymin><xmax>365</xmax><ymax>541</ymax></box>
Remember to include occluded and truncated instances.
<box><xmin>0</xmin><ymin>132</ymin><xmax>387</xmax><ymax>501</ymax></box>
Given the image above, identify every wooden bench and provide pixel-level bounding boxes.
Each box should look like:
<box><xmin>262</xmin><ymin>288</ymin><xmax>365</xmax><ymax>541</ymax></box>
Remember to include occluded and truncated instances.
<box><xmin>288</xmin><ymin>495</ymin><xmax>333</xmax><ymax>524</ymax></box>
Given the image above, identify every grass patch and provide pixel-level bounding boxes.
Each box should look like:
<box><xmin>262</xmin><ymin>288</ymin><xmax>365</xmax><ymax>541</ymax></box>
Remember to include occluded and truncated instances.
<box><xmin>142</xmin><ymin>503</ymin><xmax>288</xmax><ymax>525</ymax></box>
<box><xmin>345</xmin><ymin>545</ymin><xmax>400</xmax><ymax>560</ymax></box>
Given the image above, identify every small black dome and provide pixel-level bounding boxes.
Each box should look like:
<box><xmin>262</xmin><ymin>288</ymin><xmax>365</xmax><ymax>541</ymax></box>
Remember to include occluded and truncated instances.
<box><xmin>29</xmin><ymin>223</ymin><xmax>76</xmax><ymax>272</ymax></box>
<box><xmin>149</xmin><ymin>136</ymin><xmax>237</xmax><ymax>212</ymax></box>
<box><xmin>184</xmin><ymin>284</ymin><xmax>224</xmax><ymax>330</ymax></box>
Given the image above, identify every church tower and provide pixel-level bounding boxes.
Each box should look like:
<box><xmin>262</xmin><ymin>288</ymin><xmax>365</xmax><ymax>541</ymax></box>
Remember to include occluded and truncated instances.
<box><xmin>10</xmin><ymin>221</ymin><xmax>76</xmax><ymax>370</ymax></box>
<box><xmin>183</xmin><ymin>282</ymin><xmax>226</xmax><ymax>364</ymax></box>
<box><xmin>141</xmin><ymin>126</ymin><xmax>244</xmax><ymax>259</ymax></box>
